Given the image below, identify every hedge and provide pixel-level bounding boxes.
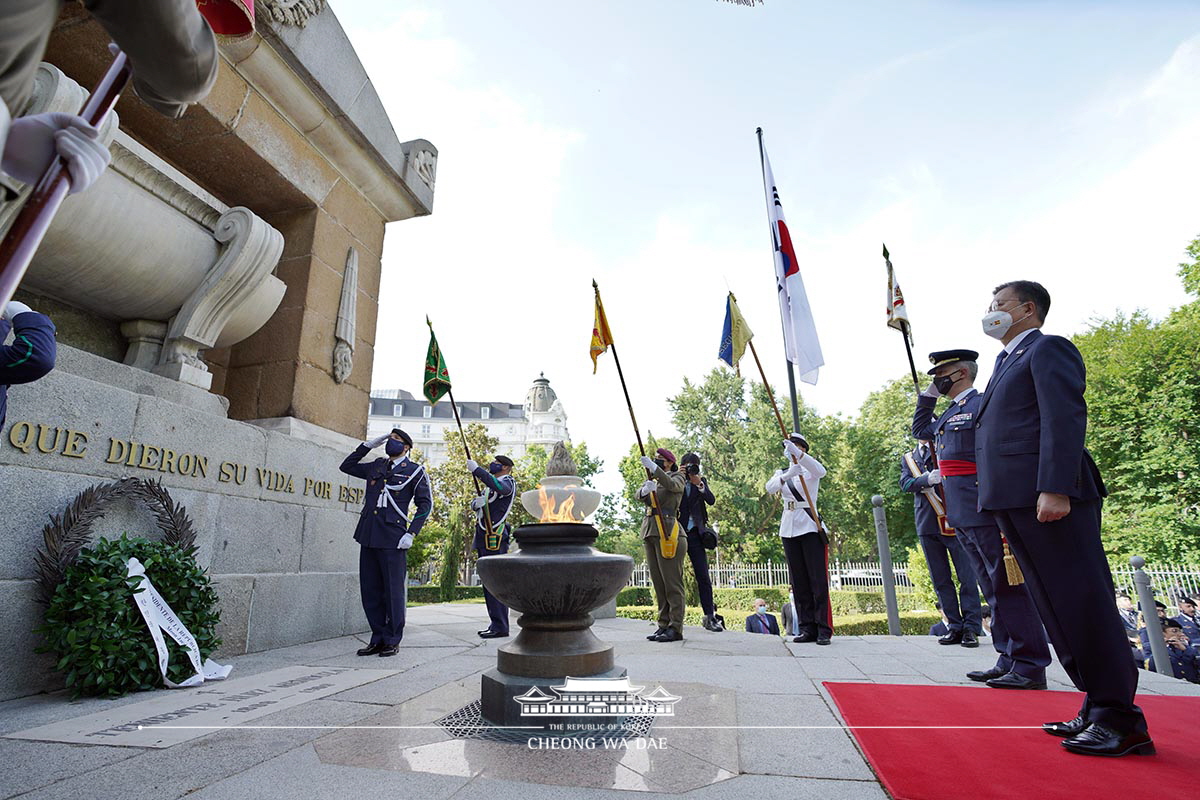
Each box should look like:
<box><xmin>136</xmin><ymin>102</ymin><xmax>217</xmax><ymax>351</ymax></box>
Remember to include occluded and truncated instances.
<box><xmin>615</xmin><ymin>606</ymin><xmax>942</xmax><ymax>636</ymax></box>
<box><xmin>407</xmin><ymin>585</ymin><xmax>485</xmax><ymax>603</ymax></box>
<box><xmin>621</xmin><ymin>586</ymin><xmax>925</xmax><ymax>616</ymax></box>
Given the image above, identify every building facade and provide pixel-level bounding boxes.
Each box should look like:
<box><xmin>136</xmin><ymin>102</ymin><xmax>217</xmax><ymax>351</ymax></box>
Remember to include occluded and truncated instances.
<box><xmin>366</xmin><ymin>374</ymin><xmax>569</xmax><ymax>466</ymax></box>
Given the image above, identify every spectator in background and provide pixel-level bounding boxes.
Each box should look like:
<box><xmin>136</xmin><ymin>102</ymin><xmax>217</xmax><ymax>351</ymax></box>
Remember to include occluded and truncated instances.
<box><xmin>929</xmin><ymin>602</ymin><xmax>951</xmax><ymax>637</ymax></box>
<box><xmin>1116</xmin><ymin>593</ymin><xmax>1138</xmax><ymax>634</ymax></box>
<box><xmin>1138</xmin><ymin>601</ymin><xmax>1169</xmax><ymax>660</ymax></box>
<box><xmin>781</xmin><ymin>591</ymin><xmax>798</xmax><ymax>638</ymax></box>
<box><xmin>982</xmin><ymin>607</ymin><xmax>993</xmax><ymax>637</ymax></box>
<box><xmin>1174</xmin><ymin>596</ymin><xmax>1199</xmax><ymax>648</ymax></box>
<box><xmin>745</xmin><ymin>598</ymin><xmax>780</xmax><ymax>635</ymax></box>
<box><xmin>1146</xmin><ymin>622</ymin><xmax>1200</xmax><ymax>684</ymax></box>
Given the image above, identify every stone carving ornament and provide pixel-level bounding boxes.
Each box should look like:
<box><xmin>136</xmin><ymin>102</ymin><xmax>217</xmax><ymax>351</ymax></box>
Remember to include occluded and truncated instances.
<box><xmin>262</xmin><ymin>0</ymin><xmax>327</xmax><ymax>27</ymax></box>
<box><xmin>332</xmin><ymin>247</ymin><xmax>357</xmax><ymax>384</ymax></box>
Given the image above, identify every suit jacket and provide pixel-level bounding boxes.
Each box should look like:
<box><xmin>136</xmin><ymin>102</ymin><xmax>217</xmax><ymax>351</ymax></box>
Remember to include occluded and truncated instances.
<box><xmin>898</xmin><ymin>446</ymin><xmax>942</xmax><ymax>537</ymax></box>
<box><xmin>913</xmin><ymin>391</ymin><xmax>994</xmax><ymax>528</ymax></box>
<box><xmin>745</xmin><ymin>612</ymin><xmax>780</xmax><ymax>635</ymax></box>
<box><xmin>0</xmin><ymin>311</ymin><xmax>56</xmax><ymax>427</ymax></box>
<box><xmin>470</xmin><ymin>467</ymin><xmax>515</xmax><ymax>553</ymax></box>
<box><xmin>639</xmin><ymin>465</ymin><xmax>686</xmax><ymax>540</ymax></box>
<box><xmin>677</xmin><ymin>478</ymin><xmax>715</xmax><ymax>533</ymax></box>
<box><xmin>340</xmin><ymin>446</ymin><xmax>433</xmax><ymax>548</ymax></box>
<box><xmin>930</xmin><ymin>621</ymin><xmax>950</xmax><ymax>637</ymax></box>
<box><xmin>975</xmin><ymin>330</ymin><xmax>1106</xmax><ymax>511</ymax></box>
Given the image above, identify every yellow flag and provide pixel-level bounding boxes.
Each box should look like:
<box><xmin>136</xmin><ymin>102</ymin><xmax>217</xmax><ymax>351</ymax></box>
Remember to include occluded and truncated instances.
<box><xmin>718</xmin><ymin>292</ymin><xmax>754</xmax><ymax>372</ymax></box>
<box><xmin>590</xmin><ymin>281</ymin><xmax>614</xmax><ymax>373</ymax></box>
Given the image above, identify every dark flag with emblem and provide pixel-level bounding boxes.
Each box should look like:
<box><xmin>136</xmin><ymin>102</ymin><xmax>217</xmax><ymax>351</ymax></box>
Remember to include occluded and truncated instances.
<box><xmin>423</xmin><ymin>318</ymin><xmax>451</xmax><ymax>405</ymax></box>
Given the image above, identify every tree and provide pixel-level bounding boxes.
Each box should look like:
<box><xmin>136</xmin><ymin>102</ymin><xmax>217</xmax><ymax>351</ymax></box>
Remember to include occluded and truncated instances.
<box><xmin>425</xmin><ymin>422</ymin><xmax>500</xmax><ymax>581</ymax></box>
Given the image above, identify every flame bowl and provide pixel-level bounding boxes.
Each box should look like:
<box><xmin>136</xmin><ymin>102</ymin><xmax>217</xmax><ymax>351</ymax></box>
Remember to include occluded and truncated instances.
<box><xmin>520</xmin><ymin>475</ymin><xmax>602</xmax><ymax>522</ymax></box>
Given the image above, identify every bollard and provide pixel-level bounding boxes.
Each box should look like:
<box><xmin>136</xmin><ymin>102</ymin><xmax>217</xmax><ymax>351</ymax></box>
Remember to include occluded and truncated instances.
<box><xmin>871</xmin><ymin>495</ymin><xmax>902</xmax><ymax>636</ymax></box>
<box><xmin>1131</xmin><ymin>556</ymin><xmax>1172</xmax><ymax>677</ymax></box>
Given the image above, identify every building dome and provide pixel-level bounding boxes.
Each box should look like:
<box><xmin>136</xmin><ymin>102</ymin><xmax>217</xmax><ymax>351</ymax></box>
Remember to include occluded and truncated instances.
<box><xmin>525</xmin><ymin>372</ymin><xmax>557</xmax><ymax>413</ymax></box>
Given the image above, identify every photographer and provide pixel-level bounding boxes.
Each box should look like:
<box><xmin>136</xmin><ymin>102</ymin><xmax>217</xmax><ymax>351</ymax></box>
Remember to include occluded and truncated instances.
<box><xmin>1146</xmin><ymin>622</ymin><xmax>1200</xmax><ymax>684</ymax></box>
<box><xmin>677</xmin><ymin>452</ymin><xmax>722</xmax><ymax>632</ymax></box>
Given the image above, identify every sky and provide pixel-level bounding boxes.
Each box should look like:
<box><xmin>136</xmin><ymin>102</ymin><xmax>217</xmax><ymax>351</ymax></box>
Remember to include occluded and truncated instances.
<box><xmin>336</xmin><ymin>0</ymin><xmax>1200</xmax><ymax>493</ymax></box>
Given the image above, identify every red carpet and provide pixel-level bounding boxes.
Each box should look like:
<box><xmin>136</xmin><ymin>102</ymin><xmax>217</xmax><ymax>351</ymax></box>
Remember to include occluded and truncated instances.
<box><xmin>825</xmin><ymin>682</ymin><xmax>1197</xmax><ymax>800</ymax></box>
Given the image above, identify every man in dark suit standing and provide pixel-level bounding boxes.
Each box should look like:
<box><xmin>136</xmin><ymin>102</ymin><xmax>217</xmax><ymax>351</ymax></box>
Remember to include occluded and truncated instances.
<box><xmin>745</xmin><ymin>599</ymin><xmax>781</xmax><ymax>635</ymax></box>
<box><xmin>975</xmin><ymin>280</ymin><xmax>1151</xmax><ymax>757</ymax></box>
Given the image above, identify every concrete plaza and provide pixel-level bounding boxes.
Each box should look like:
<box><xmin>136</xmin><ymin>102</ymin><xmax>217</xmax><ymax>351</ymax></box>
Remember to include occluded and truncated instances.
<box><xmin>2</xmin><ymin>603</ymin><xmax>1196</xmax><ymax>800</ymax></box>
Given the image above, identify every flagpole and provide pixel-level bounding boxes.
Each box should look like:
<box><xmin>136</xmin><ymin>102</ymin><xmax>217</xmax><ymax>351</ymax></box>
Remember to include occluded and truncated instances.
<box><xmin>757</xmin><ymin>127</ymin><xmax>802</xmax><ymax>433</ymax></box>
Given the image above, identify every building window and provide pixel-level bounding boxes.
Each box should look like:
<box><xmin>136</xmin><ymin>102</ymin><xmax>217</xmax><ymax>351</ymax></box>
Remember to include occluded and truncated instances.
<box><xmin>423</xmin><ymin>406</ymin><xmax>432</xmax><ymax>418</ymax></box>
<box><xmin>482</xmin><ymin>407</ymin><xmax>490</xmax><ymax>420</ymax></box>
<box><xmin>392</xmin><ymin>404</ymin><xmax>403</xmax><ymax>416</ymax></box>
<box><xmin>421</xmin><ymin>424</ymin><xmax>431</xmax><ymax>436</ymax></box>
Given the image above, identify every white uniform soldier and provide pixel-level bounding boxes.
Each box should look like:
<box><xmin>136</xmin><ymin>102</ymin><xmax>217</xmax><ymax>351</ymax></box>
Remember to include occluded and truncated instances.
<box><xmin>764</xmin><ymin>433</ymin><xmax>832</xmax><ymax>644</ymax></box>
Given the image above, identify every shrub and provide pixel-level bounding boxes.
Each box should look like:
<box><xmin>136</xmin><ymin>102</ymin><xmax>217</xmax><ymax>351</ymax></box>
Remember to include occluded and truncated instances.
<box><xmin>615</xmin><ymin>606</ymin><xmax>941</xmax><ymax>636</ymax></box>
<box><xmin>407</xmin><ymin>585</ymin><xmax>485</xmax><ymax>603</ymax></box>
<box><xmin>36</xmin><ymin>535</ymin><xmax>220</xmax><ymax>699</ymax></box>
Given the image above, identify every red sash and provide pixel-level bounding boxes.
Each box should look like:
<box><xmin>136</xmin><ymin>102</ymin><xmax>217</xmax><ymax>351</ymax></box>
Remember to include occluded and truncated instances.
<box><xmin>939</xmin><ymin>459</ymin><xmax>977</xmax><ymax>477</ymax></box>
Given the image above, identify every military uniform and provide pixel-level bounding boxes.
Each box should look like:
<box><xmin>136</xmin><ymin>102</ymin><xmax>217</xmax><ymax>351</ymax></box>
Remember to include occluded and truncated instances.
<box><xmin>1</xmin><ymin>309</ymin><xmax>56</xmax><ymax>428</ymax></box>
<box><xmin>1174</xmin><ymin>606</ymin><xmax>1200</xmax><ymax>649</ymax></box>
<box><xmin>640</xmin><ymin>454</ymin><xmax>687</xmax><ymax>640</ymax></box>
<box><xmin>898</xmin><ymin>444</ymin><xmax>983</xmax><ymax>640</ymax></box>
<box><xmin>340</xmin><ymin>441</ymin><xmax>432</xmax><ymax>648</ymax></box>
<box><xmin>915</xmin><ymin>351</ymin><xmax>1051</xmax><ymax>685</ymax></box>
<box><xmin>470</xmin><ymin>462</ymin><xmax>516</xmax><ymax>636</ymax></box>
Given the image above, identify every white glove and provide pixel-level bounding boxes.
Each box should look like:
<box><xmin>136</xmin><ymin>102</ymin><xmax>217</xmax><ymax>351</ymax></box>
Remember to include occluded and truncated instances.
<box><xmin>365</xmin><ymin>434</ymin><xmax>389</xmax><ymax>449</ymax></box>
<box><xmin>2</xmin><ymin>301</ymin><xmax>34</xmax><ymax>321</ymax></box>
<box><xmin>466</xmin><ymin>459</ymin><xmax>479</xmax><ymax>472</ymax></box>
<box><xmin>398</xmin><ymin>533</ymin><xmax>414</xmax><ymax>550</ymax></box>
<box><xmin>470</xmin><ymin>496</ymin><xmax>487</xmax><ymax>510</ymax></box>
<box><xmin>2</xmin><ymin>113</ymin><xmax>110</xmax><ymax>195</ymax></box>
<box><xmin>783</xmin><ymin>440</ymin><xmax>804</xmax><ymax>462</ymax></box>
<box><xmin>927</xmin><ymin>469</ymin><xmax>942</xmax><ymax>485</ymax></box>
<box><xmin>640</xmin><ymin>455</ymin><xmax>656</xmax><ymax>471</ymax></box>
<box><xmin>783</xmin><ymin>462</ymin><xmax>803</xmax><ymax>479</ymax></box>
<box><xmin>922</xmin><ymin>382</ymin><xmax>942</xmax><ymax>398</ymax></box>
<box><xmin>636</xmin><ymin>479</ymin><xmax>656</xmax><ymax>498</ymax></box>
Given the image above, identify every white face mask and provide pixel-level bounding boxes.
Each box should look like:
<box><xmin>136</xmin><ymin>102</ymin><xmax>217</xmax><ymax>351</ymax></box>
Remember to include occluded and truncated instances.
<box><xmin>981</xmin><ymin>304</ymin><xmax>1031</xmax><ymax>340</ymax></box>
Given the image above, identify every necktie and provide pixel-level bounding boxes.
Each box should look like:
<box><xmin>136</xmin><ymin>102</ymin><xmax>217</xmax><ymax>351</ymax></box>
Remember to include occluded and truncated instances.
<box><xmin>994</xmin><ymin>350</ymin><xmax>1007</xmax><ymax>374</ymax></box>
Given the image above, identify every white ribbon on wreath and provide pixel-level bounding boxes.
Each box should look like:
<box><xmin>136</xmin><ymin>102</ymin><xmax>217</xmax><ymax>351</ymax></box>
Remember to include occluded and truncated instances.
<box><xmin>126</xmin><ymin>558</ymin><xmax>232</xmax><ymax>688</ymax></box>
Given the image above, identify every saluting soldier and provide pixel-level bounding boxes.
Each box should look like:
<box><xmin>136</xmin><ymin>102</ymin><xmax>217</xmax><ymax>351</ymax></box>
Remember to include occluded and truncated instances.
<box><xmin>914</xmin><ymin>349</ymin><xmax>1051</xmax><ymax>689</ymax></box>
<box><xmin>466</xmin><ymin>454</ymin><xmax>517</xmax><ymax>639</ymax></box>
<box><xmin>340</xmin><ymin>428</ymin><xmax>432</xmax><ymax>657</ymax></box>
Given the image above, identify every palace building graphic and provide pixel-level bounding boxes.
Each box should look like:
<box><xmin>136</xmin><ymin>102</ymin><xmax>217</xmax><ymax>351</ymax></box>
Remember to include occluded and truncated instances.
<box><xmin>514</xmin><ymin>677</ymin><xmax>681</xmax><ymax>717</ymax></box>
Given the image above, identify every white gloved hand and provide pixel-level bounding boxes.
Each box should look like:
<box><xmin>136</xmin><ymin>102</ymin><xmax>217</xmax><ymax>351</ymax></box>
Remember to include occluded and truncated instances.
<box><xmin>2</xmin><ymin>113</ymin><xmax>110</xmax><ymax>195</ymax></box>
<box><xmin>783</xmin><ymin>440</ymin><xmax>804</xmax><ymax>462</ymax></box>
<box><xmin>922</xmin><ymin>382</ymin><xmax>942</xmax><ymax>398</ymax></box>
<box><xmin>397</xmin><ymin>533</ymin><xmax>414</xmax><ymax>550</ymax></box>
<box><xmin>365</xmin><ymin>434</ymin><xmax>389</xmax><ymax>449</ymax></box>
<box><xmin>640</xmin><ymin>455</ymin><xmax>656</xmax><ymax>471</ymax></box>
<box><xmin>783</xmin><ymin>462</ymin><xmax>803</xmax><ymax>479</ymax></box>
<box><xmin>2</xmin><ymin>301</ymin><xmax>34</xmax><ymax>321</ymax></box>
<box><xmin>470</xmin><ymin>496</ymin><xmax>487</xmax><ymax>510</ymax></box>
<box><xmin>636</xmin><ymin>479</ymin><xmax>656</xmax><ymax>498</ymax></box>
<box><xmin>466</xmin><ymin>459</ymin><xmax>479</xmax><ymax>472</ymax></box>
<box><xmin>927</xmin><ymin>469</ymin><xmax>942</xmax><ymax>485</ymax></box>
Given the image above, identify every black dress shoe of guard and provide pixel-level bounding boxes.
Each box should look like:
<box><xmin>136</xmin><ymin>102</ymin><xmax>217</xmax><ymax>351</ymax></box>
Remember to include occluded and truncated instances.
<box><xmin>985</xmin><ymin>672</ymin><xmax>1047</xmax><ymax>690</ymax></box>
<box><xmin>793</xmin><ymin>633</ymin><xmax>816</xmax><ymax>643</ymax></box>
<box><xmin>654</xmin><ymin>628</ymin><xmax>682</xmax><ymax>642</ymax></box>
<box><xmin>477</xmin><ymin>629</ymin><xmax>494</xmax><ymax>636</ymax></box>
<box><xmin>815</xmin><ymin>636</ymin><xmax>831</xmax><ymax>645</ymax></box>
<box><xmin>938</xmin><ymin>630</ymin><xmax>964</xmax><ymax>645</ymax></box>
<box><xmin>960</xmin><ymin>631</ymin><xmax>979</xmax><ymax>648</ymax></box>
<box><xmin>647</xmin><ymin>627</ymin><xmax>667</xmax><ymax>641</ymax></box>
<box><xmin>1042</xmin><ymin>715</ymin><xmax>1088</xmax><ymax>737</ymax></box>
<box><xmin>479</xmin><ymin>629</ymin><xmax>509</xmax><ymax>638</ymax></box>
<box><xmin>356</xmin><ymin>643</ymin><xmax>384</xmax><ymax>656</ymax></box>
<box><xmin>1061</xmin><ymin>723</ymin><xmax>1155</xmax><ymax>757</ymax></box>
<box><xmin>966</xmin><ymin>665</ymin><xmax>1007</xmax><ymax>683</ymax></box>
<box><xmin>377</xmin><ymin>644</ymin><xmax>400</xmax><ymax>657</ymax></box>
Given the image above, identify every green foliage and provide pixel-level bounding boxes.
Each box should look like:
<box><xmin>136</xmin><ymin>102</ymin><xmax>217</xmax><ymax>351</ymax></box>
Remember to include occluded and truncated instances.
<box><xmin>905</xmin><ymin>544</ymin><xmax>937</xmax><ymax>608</ymax></box>
<box><xmin>36</xmin><ymin>535</ymin><xmax>220</xmax><ymax>699</ymax></box>
<box><xmin>834</xmin><ymin>612</ymin><xmax>942</xmax><ymax>636</ymax></box>
<box><xmin>408</xmin><ymin>584</ymin><xmax>485</xmax><ymax>603</ymax></box>
<box><xmin>616</xmin><ymin>586</ymin><xmax>653</xmax><ymax>605</ymax></box>
<box><xmin>438</xmin><ymin>509</ymin><xmax>465</xmax><ymax>602</ymax></box>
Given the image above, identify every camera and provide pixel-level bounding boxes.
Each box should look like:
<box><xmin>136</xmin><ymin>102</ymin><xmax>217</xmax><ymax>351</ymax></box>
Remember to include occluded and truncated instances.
<box><xmin>685</xmin><ymin>463</ymin><xmax>701</xmax><ymax>476</ymax></box>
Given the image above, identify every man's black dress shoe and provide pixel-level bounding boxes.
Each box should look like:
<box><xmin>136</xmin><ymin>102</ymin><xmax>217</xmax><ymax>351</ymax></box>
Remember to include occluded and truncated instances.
<box><xmin>815</xmin><ymin>636</ymin><xmax>831</xmax><ymax>646</ymax></box>
<box><xmin>356</xmin><ymin>643</ymin><xmax>384</xmax><ymax>656</ymax></box>
<box><xmin>647</xmin><ymin>627</ymin><xmax>667</xmax><ymax>640</ymax></box>
<box><xmin>479</xmin><ymin>630</ymin><xmax>509</xmax><ymax>639</ymax></box>
<box><xmin>1061</xmin><ymin>723</ymin><xmax>1155</xmax><ymax>757</ymax></box>
<box><xmin>1042</xmin><ymin>715</ymin><xmax>1088</xmax><ymax>737</ymax></box>
<box><xmin>653</xmin><ymin>628</ymin><xmax>682</xmax><ymax>642</ymax></box>
<box><xmin>985</xmin><ymin>672</ymin><xmax>1046</xmax><ymax>690</ymax></box>
<box><xmin>377</xmin><ymin>645</ymin><xmax>399</xmax><ymax>657</ymax></box>
<box><xmin>960</xmin><ymin>631</ymin><xmax>979</xmax><ymax>648</ymax></box>
<box><xmin>938</xmin><ymin>630</ymin><xmax>964</xmax><ymax>645</ymax></box>
<box><xmin>966</xmin><ymin>665</ymin><xmax>1007</xmax><ymax>683</ymax></box>
<box><xmin>793</xmin><ymin>633</ymin><xmax>815</xmax><ymax>643</ymax></box>
<box><xmin>477</xmin><ymin>629</ymin><xmax>493</xmax><ymax>636</ymax></box>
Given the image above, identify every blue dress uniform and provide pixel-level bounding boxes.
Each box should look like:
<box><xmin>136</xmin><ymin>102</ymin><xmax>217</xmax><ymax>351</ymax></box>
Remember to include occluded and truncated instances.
<box><xmin>976</xmin><ymin>327</ymin><xmax>1148</xmax><ymax>744</ymax></box>
<box><xmin>1174</xmin><ymin>605</ymin><xmax>1200</xmax><ymax>648</ymax></box>
<box><xmin>899</xmin><ymin>445</ymin><xmax>982</xmax><ymax>638</ymax></box>
<box><xmin>470</xmin><ymin>461</ymin><xmax>516</xmax><ymax>636</ymax></box>
<box><xmin>915</xmin><ymin>359</ymin><xmax>1051</xmax><ymax>686</ymax></box>
<box><xmin>1</xmin><ymin>309</ymin><xmax>57</xmax><ymax>428</ymax></box>
<box><xmin>340</xmin><ymin>439</ymin><xmax>432</xmax><ymax>648</ymax></box>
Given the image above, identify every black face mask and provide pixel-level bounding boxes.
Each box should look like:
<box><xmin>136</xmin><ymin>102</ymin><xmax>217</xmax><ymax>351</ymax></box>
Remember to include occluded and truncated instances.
<box><xmin>488</xmin><ymin>462</ymin><xmax>504</xmax><ymax>474</ymax></box>
<box><xmin>385</xmin><ymin>439</ymin><xmax>406</xmax><ymax>457</ymax></box>
<box><xmin>653</xmin><ymin>458</ymin><xmax>665</xmax><ymax>469</ymax></box>
<box><xmin>933</xmin><ymin>371</ymin><xmax>959</xmax><ymax>395</ymax></box>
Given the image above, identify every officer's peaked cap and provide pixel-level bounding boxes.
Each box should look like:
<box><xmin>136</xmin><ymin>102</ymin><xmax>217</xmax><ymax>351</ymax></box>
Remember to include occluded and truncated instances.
<box><xmin>927</xmin><ymin>349</ymin><xmax>979</xmax><ymax>375</ymax></box>
<box><xmin>390</xmin><ymin>428</ymin><xmax>413</xmax><ymax>447</ymax></box>
<box><xmin>494</xmin><ymin>455</ymin><xmax>514</xmax><ymax>467</ymax></box>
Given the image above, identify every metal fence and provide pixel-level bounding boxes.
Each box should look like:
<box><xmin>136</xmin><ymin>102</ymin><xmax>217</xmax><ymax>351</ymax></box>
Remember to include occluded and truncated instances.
<box><xmin>629</xmin><ymin>559</ymin><xmax>1200</xmax><ymax>606</ymax></box>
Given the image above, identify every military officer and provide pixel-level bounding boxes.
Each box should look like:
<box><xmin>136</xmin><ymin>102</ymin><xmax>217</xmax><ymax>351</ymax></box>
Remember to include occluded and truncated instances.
<box><xmin>639</xmin><ymin>447</ymin><xmax>687</xmax><ymax>643</ymax></box>
<box><xmin>898</xmin><ymin>439</ymin><xmax>982</xmax><ymax>648</ymax></box>
<box><xmin>915</xmin><ymin>348</ymin><xmax>1052</xmax><ymax>689</ymax></box>
<box><xmin>975</xmin><ymin>280</ymin><xmax>1150</xmax><ymax>757</ymax></box>
<box><xmin>467</xmin><ymin>454</ymin><xmax>516</xmax><ymax>639</ymax></box>
<box><xmin>339</xmin><ymin>428</ymin><xmax>432</xmax><ymax>657</ymax></box>
<box><xmin>1174</xmin><ymin>596</ymin><xmax>1200</xmax><ymax>648</ymax></box>
<box><xmin>1</xmin><ymin>301</ymin><xmax>56</xmax><ymax>428</ymax></box>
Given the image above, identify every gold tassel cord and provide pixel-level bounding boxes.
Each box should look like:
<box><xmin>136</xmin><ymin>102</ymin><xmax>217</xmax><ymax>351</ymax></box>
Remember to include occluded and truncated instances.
<box><xmin>1003</xmin><ymin>538</ymin><xmax>1025</xmax><ymax>586</ymax></box>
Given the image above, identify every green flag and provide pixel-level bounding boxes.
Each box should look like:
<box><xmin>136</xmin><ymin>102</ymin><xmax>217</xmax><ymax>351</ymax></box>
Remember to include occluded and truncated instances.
<box><xmin>423</xmin><ymin>318</ymin><xmax>451</xmax><ymax>405</ymax></box>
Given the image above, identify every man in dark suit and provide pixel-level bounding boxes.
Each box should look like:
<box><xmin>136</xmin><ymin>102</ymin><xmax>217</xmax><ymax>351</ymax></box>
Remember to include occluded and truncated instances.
<box><xmin>1</xmin><ymin>301</ymin><xmax>56</xmax><ymax>428</ymax></box>
<box><xmin>929</xmin><ymin>601</ymin><xmax>950</xmax><ymax>636</ymax></box>
<box><xmin>678</xmin><ymin>452</ymin><xmax>721</xmax><ymax>632</ymax></box>
<box><xmin>745</xmin><ymin>598</ymin><xmax>781</xmax><ymax>635</ymax></box>
<box><xmin>899</xmin><ymin>442</ymin><xmax>982</xmax><ymax>647</ymax></box>
<box><xmin>467</xmin><ymin>454</ymin><xmax>516</xmax><ymax>638</ymax></box>
<box><xmin>975</xmin><ymin>280</ymin><xmax>1151</xmax><ymax>757</ymax></box>
<box><xmin>915</xmin><ymin>348</ymin><xmax>1051</xmax><ymax>689</ymax></box>
<box><xmin>340</xmin><ymin>428</ymin><xmax>432</xmax><ymax>657</ymax></box>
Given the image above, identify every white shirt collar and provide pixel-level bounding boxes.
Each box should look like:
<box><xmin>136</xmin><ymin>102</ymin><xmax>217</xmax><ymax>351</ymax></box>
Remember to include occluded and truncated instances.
<box><xmin>952</xmin><ymin>387</ymin><xmax>976</xmax><ymax>404</ymax></box>
<box><xmin>389</xmin><ymin>456</ymin><xmax>406</xmax><ymax>467</ymax></box>
<box><xmin>1004</xmin><ymin>328</ymin><xmax>1037</xmax><ymax>354</ymax></box>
